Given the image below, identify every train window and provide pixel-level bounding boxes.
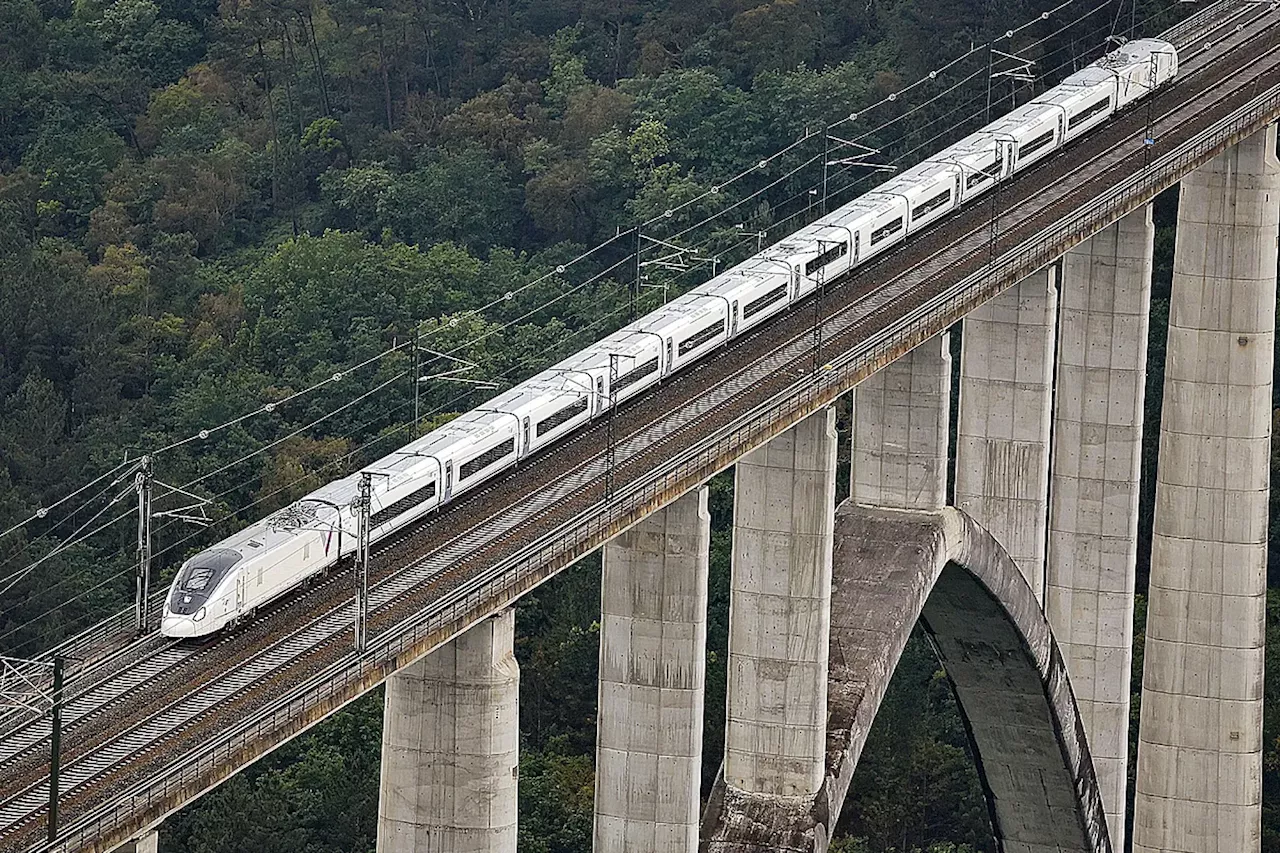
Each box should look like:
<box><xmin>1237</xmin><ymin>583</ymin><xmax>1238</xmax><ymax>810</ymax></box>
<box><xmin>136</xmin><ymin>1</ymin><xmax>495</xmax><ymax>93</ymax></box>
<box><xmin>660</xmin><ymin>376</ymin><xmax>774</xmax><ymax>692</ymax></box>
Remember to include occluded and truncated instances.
<box><xmin>459</xmin><ymin>438</ymin><xmax>516</xmax><ymax>481</ymax></box>
<box><xmin>911</xmin><ymin>190</ymin><xmax>952</xmax><ymax>220</ymax></box>
<box><xmin>803</xmin><ymin>241</ymin><xmax>848</xmax><ymax>276</ymax></box>
<box><xmin>185</xmin><ymin>567</ymin><xmax>214</xmax><ymax>591</ymax></box>
<box><xmin>537</xmin><ymin>397</ymin><xmax>589</xmax><ymax>437</ymax></box>
<box><xmin>743</xmin><ymin>284</ymin><xmax>788</xmax><ymax>319</ymax></box>
<box><xmin>170</xmin><ymin>548</ymin><xmax>242</xmax><ymax>612</ymax></box>
<box><xmin>614</xmin><ymin>357</ymin><xmax>659</xmax><ymax>391</ymax></box>
<box><xmin>1019</xmin><ymin>129</ymin><xmax>1056</xmax><ymax>158</ymax></box>
<box><xmin>371</xmin><ymin>479</ymin><xmax>438</xmax><ymax>526</ymax></box>
<box><xmin>679</xmin><ymin>319</ymin><xmax>726</xmax><ymax>356</ymax></box>
<box><xmin>1069</xmin><ymin>98</ymin><xmax>1111</xmax><ymax>127</ymax></box>
<box><xmin>870</xmin><ymin>217</ymin><xmax>904</xmax><ymax>246</ymax></box>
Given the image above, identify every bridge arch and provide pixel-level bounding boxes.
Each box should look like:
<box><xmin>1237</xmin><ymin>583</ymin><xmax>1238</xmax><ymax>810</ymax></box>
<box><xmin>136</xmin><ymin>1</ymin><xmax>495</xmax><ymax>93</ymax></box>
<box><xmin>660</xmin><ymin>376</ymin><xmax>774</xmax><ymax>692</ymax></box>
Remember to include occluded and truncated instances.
<box><xmin>700</xmin><ymin>504</ymin><xmax>1111</xmax><ymax>853</ymax></box>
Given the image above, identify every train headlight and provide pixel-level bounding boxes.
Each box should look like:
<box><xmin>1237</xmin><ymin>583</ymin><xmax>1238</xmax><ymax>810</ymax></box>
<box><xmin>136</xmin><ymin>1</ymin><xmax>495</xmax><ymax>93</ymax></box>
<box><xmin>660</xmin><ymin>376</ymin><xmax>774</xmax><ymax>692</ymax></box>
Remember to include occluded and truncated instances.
<box><xmin>194</xmin><ymin>607</ymin><xmax>206</xmax><ymax>621</ymax></box>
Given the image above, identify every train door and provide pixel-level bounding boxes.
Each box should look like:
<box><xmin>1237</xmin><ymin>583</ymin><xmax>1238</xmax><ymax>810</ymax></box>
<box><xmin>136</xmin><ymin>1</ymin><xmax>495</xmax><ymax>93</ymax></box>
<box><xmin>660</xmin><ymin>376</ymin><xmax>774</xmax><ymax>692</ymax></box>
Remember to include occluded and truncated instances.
<box><xmin>954</xmin><ymin>173</ymin><xmax>962</xmax><ymax>205</ymax></box>
<box><xmin>853</xmin><ymin>232</ymin><xmax>860</xmax><ymax>263</ymax></box>
<box><xmin>730</xmin><ymin>301</ymin><xmax>739</xmax><ymax>337</ymax></box>
<box><xmin>595</xmin><ymin>376</ymin><xmax>605</xmax><ymax>413</ymax></box>
<box><xmin>444</xmin><ymin>461</ymin><xmax>454</xmax><ymax>499</ymax></box>
<box><xmin>1056</xmin><ymin>114</ymin><xmax>1065</xmax><ymax>147</ymax></box>
<box><xmin>792</xmin><ymin>265</ymin><xmax>802</xmax><ymax>300</ymax></box>
<box><xmin>235</xmin><ymin>572</ymin><xmax>245</xmax><ymax>611</ymax></box>
<box><xmin>521</xmin><ymin>417</ymin><xmax>530</xmax><ymax>454</ymax></box>
<box><xmin>1001</xmin><ymin>140</ymin><xmax>1014</xmax><ymax>177</ymax></box>
<box><xmin>666</xmin><ymin>337</ymin><xmax>674</xmax><ymax>370</ymax></box>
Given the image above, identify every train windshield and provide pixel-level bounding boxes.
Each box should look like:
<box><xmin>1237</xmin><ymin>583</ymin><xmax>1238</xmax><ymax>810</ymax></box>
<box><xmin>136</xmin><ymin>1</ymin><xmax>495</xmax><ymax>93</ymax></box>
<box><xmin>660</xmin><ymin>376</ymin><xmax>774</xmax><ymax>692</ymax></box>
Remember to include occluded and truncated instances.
<box><xmin>184</xmin><ymin>567</ymin><xmax>216</xmax><ymax>590</ymax></box>
<box><xmin>168</xmin><ymin>548</ymin><xmax>242</xmax><ymax>614</ymax></box>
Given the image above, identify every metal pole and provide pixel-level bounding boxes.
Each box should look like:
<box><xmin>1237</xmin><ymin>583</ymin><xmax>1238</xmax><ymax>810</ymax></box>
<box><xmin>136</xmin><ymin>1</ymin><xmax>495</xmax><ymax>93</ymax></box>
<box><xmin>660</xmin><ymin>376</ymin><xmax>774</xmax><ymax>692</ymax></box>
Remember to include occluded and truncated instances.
<box><xmin>412</xmin><ymin>324</ymin><xmax>420</xmax><ymax>438</ymax></box>
<box><xmin>813</xmin><ymin>266</ymin><xmax>822</xmax><ymax>375</ymax></box>
<box><xmin>606</xmin><ymin>354</ymin><xmax>619</xmax><ymax>500</ymax></box>
<box><xmin>985</xmin><ymin>39</ymin><xmax>996</xmax><ymax>125</ymax></box>
<box><xmin>355</xmin><ymin>473</ymin><xmax>371</xmax><ymax>652</ymax></box>
<box><xmin>134</xmin><ymin>456</ymin><xmax>153</xmax><ymax>633</ymax></box>
<box><xmin>632</xmin><ymin>227</ymin><xmax>641</xmax><ymax>321</ymax></box>
<box><xmin>821</xmin><ymin>127</ymin><xmax>830</xmax><ymax>216</ymax></box>
<box><xmin>47</xmin><ymin>656</ymin><xmax>63</xmax><ymax>842</ymax></box>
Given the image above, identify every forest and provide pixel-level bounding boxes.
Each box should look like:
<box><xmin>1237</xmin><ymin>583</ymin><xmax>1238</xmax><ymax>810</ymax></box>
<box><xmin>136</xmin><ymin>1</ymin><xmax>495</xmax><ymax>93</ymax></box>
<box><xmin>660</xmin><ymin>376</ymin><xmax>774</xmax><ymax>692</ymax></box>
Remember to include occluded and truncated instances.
<box><xmin>0</xmin><ymin>0</ymin><xmax>1277</xmax><ymax>848</ymax></box>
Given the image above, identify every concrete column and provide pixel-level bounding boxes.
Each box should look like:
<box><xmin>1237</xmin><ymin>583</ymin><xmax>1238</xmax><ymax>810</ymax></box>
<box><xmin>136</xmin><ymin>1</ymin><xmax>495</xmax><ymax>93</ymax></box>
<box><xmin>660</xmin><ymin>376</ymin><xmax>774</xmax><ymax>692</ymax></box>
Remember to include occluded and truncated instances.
<box><xmin>594</xmin><ymin>487</ymin><xmax>710</xmax><ymax>853</ymax></box>
<box><xmin>1134</xmin><ymin>126</ymin><xmax>1278</xmax><ymax>853</ymax></box>
<box><xmin>956</xmin><ymin>266</ymin><xmax>1058</xmax><ymax>599</ymax></box>
<box><xmin>725</xmin><ymin>407</ymin><xmax>836</xmax><ymax>798</ymax></box>
<box><xmin>1047</xmin><ymin>204</ymin><xmax>1154</xmax><ymax>852</ymax></box>
<box><xmin>117</xmin><ymin>831</ymin><xmax>158</xmax><ymax>853</ymax></box>
<box><xmin>378</xmin><ymin>610</ymin><xmax>519</xmax><ymax>853</ymax></box>
<box><xmin>850</xmin><ymin>333</ymin><xmax>951</xmax><ymax>510</ymax></box>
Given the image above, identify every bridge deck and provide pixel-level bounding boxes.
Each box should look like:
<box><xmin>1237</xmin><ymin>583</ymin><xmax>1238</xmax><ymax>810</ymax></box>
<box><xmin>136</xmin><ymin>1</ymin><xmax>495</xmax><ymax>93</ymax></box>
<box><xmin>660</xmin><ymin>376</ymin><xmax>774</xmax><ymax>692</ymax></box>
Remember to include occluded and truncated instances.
<box><xmin>2</xmin><ymin>4</ymin><xmax>1279</xmax><ymax>851</ymax></box>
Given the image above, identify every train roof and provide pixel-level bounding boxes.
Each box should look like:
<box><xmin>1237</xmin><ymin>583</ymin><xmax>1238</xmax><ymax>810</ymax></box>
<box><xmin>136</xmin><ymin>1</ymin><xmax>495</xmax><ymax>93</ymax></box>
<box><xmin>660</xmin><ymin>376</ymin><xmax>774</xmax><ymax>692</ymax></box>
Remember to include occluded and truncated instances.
<box><xmin>872</xmin><ymin>161</ymin><xmax>958</xmax><ymax>196</ymax></box>
<box><xmin>1033</xmin><ymin>82</ymin><xmax>1112</xmax><ymax>108</ymax></box>
<box><xmin>560</xmin><ymin>329</ymin><xmax>660</xmax><ymax>373</ymax></box>
<box><xmin>1104</xmin><ymin>38</ymin><xmax>1175</xmax><ymax>64</ymax></box>
<box><xmin>1060</xmin><ymin>65</ymin><xmax>1117</xmax><ymax>88</ymax></box>
<box><xmin>479</xmin><ymin>377</ymin><xmax>585</xmax><ymax>417</ymax></box>
<box><xmin>638</xmin><ymin>294</ymin><xmax>722</xmax><ymax>324</ymax></box>
<box><xmin>827</xmin><ymin>191</ymin><xmax>904</xmax><ymax>226</ymax></box>
<box><xmin>696</xmin><ymin>264</ymin><xmax>786</xmax><ymax>297</ymax></box>
<box><xmin>983</xmin><ymin>101</ymin><xmax>1057</xmax><ymax>136</ymax></box>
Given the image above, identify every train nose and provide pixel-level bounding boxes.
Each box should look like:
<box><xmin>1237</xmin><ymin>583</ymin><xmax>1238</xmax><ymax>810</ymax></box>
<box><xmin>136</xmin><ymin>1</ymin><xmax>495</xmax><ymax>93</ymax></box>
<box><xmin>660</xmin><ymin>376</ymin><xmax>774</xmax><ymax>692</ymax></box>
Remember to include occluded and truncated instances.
<box><xmin>160</xmin><ymin>613</ymin><xmax>199</xmax><ymax>638</ymax></box>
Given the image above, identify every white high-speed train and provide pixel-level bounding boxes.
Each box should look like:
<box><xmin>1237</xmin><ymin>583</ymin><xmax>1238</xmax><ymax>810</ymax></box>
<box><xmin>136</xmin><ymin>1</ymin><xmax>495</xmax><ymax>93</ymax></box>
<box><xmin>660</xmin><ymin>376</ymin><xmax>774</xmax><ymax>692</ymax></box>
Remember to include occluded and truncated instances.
<box><xmin>161</xmin><ymin>39</ymin><xmax>1177</xmax><ymax>638</ymax></box>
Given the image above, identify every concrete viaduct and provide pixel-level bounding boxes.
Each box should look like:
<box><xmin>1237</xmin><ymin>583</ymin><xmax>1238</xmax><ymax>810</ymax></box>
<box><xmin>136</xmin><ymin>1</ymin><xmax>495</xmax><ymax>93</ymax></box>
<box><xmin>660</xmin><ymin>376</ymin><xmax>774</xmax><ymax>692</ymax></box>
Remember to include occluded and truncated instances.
<box><xmin>386</xmin><ymin>125</ymin><xmax>1275</xmax><ymax>853</ymax></box>
<box><xmin>131</xmin><ymin>124</ymin><xmax>1272</xmax><ymax>853</ymax></box>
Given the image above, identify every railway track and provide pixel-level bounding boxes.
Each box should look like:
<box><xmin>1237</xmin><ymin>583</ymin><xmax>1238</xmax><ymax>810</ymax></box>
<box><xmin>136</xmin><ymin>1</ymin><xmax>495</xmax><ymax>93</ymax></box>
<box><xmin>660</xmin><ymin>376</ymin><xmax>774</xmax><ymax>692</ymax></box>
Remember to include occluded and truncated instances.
<box><xmin>2</xmin><ymin>3</ymin><xmax>1277</xmax><ymax>851</ymax></box>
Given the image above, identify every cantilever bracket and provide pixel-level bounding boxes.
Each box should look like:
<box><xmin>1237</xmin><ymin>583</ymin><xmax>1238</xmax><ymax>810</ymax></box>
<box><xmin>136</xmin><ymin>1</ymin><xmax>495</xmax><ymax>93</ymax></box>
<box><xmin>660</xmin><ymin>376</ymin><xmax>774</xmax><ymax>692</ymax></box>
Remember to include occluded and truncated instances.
<box><xmin>416</xmin><ymin>349</ymin><xmax>500</xmax><ymax>390</ymax></box>
<box><xmin>0</xmin><ymin>656</ymin><xmax>55</xmax><ymax>714</ymax></box>
<box><xmin>825</xmin><ymin>136</ymin><xmax>897</xmax><ymax>172</ymax></box>
<box><xmin>638</xmin><ymin>234</ymin><xmax>716</xmax><ymax>273</ymax></box>
<box><xmin>153</xmin><ymin>480</ymin><xmax>212</xmax><ymax>527</ymax></box>
<box><xmin>991</xmin><ymin>49</ymin><xmax>1037</xmax><ymax>83</ymax></box>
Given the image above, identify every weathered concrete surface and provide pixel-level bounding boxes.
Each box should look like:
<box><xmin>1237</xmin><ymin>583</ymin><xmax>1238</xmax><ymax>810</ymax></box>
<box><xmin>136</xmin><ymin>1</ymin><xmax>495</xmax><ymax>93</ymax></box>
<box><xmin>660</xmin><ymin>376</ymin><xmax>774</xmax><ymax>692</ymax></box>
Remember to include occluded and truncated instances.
<box><xmin>956</xmin><ymin>266</ymin><xmax>1059</xmax><ymax>598</ymax></box>
<box><xmin>1047</xmin><ymin>203</ymin><xmax>1155</xmax><ymax>851</ymax></box>
<box><xmin>700</xmin><ymin>505</ymin><xmax>1110</xmax><ymax>853</ymax></box>
<box><xmin>850</xmin><ymin>333</ymin><xmax>951</xmax><ymax>510</ymax></box>
<box><xmin>115</xmin><ymin>832</ymin><xmax>157</xmax><ymax>853</ymax></box>
<box><xmin>1134</xmin><ymin>126</ymin><xmax>1278</xmax><ymax>853</ymax></box>
<box><xmin>725</xmin><ymin>408</ymin><xmax>837</xmax><ymax>799</ymax></box>
<box><xmin>377</xmin><ymin>610</ymin><xmax>519</xmax><ymax>853</ymax></box>
<box><xmin>595</xmin><ymin>486</ymin><xmax>710</xmax><ymax>853</ymax></box>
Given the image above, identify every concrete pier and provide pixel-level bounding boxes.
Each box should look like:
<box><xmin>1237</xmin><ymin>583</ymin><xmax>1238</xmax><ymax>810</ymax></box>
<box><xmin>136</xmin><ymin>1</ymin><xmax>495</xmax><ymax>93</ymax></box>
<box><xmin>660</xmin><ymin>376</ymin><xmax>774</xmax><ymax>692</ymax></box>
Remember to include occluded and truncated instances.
<box><xmin>850</xmin><ymin>333</ymin><xmax>952</xmax><ymax>510</ymax></box>
<box><xmin>1134</xmin><ymin>126</ymin><xmax>1278</xmax><ymax>853</ymax></box>
<box><xmin>594</xmin><ymin>487</ymin><xmax>710</xmax><ymax>853</ymax></box>
<box><xmin>725</xmin><ymin>408</ymin><xmax>837</xmax><ymax>798</ymax></box>
<box><xmin>1046</xmin><ymin>204</ymin><xmax>1154</xmax><ymax>851</ymax></box>
<box><xmin>956</xmin><ymin>266</ymin><xmax>1059</xmax><ymax>599</ymax></box>
<box><xmin>378</xmin><ymin>611</ymin><xmax>519</xmax><ymax>853</ymax></box>
<box><xmin>117</xmin><ymin>831</ymin><xmax>157</xmax><ymax>853</ymax></box>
